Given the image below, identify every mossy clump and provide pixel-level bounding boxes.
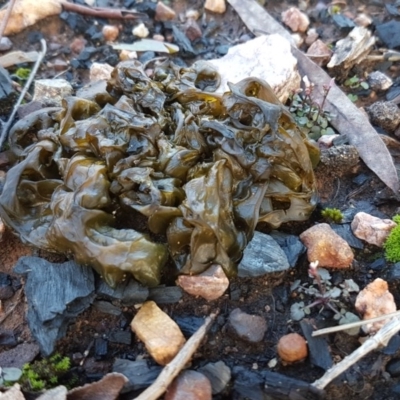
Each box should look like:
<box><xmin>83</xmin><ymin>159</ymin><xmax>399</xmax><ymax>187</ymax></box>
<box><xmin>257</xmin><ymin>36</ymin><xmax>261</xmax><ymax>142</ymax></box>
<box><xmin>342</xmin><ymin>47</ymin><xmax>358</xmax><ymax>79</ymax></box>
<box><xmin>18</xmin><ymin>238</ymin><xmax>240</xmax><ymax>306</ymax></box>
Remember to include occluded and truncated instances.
<box><xmin>384</xmin><ymin>215</ymin><xmax>400</xmax><ymax>262</ymax></box>
<box><xmin>18</xmin><ymin>354</ymin><xmax>73</xmax><ymax>392</ymax></box>
<box><xmin>321</xmin><ymin>207</ymin><xmax>343</xmax><ymax>223</ymax></box>
<box><xmin>14</xmin><ymin>67</ymin><xmax>31</xmax><ymax>80</ymax></box>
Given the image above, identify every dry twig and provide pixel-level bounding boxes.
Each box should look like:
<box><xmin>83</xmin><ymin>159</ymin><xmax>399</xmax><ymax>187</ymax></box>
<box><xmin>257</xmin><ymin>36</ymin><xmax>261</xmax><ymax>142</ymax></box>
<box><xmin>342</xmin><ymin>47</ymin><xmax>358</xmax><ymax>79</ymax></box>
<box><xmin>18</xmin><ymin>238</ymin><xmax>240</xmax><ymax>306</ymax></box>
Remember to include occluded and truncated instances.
<box><xmin>312</xmin><ymin>316</ymin><xmax>400</xmax><ymax>390</ymax></box>
<box><xmin>312</xmin><ymin>310</ymin><xmax>400</xmax><ymax>337</ymax></box>
<box><xmin>133</xmin><ymin>311</ymin><xmax>219</xmax><ymax>400</ymax></box>
<box><xmin>0</xmin><ymin>39</ymin><xmax>47</xmax><ymax>151</ymax></box>
<box><xmin>60</xmin><ymin>1</ymin><xmax>148</xmax><ymax>20</ymax></box>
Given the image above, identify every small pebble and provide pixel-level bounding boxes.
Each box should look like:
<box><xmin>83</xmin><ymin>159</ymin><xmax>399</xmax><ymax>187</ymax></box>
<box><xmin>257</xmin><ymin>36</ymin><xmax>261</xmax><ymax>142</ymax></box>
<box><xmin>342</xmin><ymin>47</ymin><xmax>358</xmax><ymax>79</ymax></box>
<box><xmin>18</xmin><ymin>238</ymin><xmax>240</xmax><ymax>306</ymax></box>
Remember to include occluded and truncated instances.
<box><xmin>119</xmin><ymin>50</ymin><xmax>137</xmax><ymax>61</ymax></box>
<box><xmin>184</xmin><ymin>18</ymin><xmax>202</xmax><ymax>42</ymax></box>
<box><xmin>165</xmin><ymin>370</ymin><xmax>212</xmax><ymax>400</ymax></box>
<box><xmin>355</xmin><ymin>278</ymin><xmax>396</xmax><ymax>334</ymax></box>
<box><xmin>354</xmin><ymin>13</ymin><xmax>372</xmax><ymax>27</ymax></box>
<box><xmin>177</xmin><ymin>264</ymin><xmax>229</xmax><ymax>301</ymax></box>
<box><xmin>366</xmin><ymin>101</ymin><xmax>400</xmax><ymax>133</ymax></box>
<box><xmin>132</xmin><ymin>23</ymin><xmax>149</xmax><ymax>38</ymax></box>
<box><xmin>50</xmin><ymin>58</ymin><xmax>69</xmax><ymax>72</ymax></box>
<box><xmin>89</xmin><ymin>62</ymin><xmax>113</xmax><ymax>82</ymax></box>
<box><xmin>281</xmin><ymin>7</ymin><xmax>310</xmax><ymax>33</ymax></box>
<box><xmin>277</xmin><ymin>333</ymin><xmax>308</xmax><ymax>364</ymax></box>
<box><xmin>351</xmin><ymin>211</ymin><xmax>396</xmax><ymax>247</ymax></box>
<box><xmin>291</xmin><ymin>33</ymin><xmax>303</xmax><ymax>47</ymax></box>
<box><xmin>228</xmin><ymin>308</ymin><xmax>267</xmax><ymax>343</ymax></box>
<box><xmin>102</xmin><ymin>25</ymin><xmax>119</xmax><ymax>42</ymax></box>
<box><xmin>305</xmin><ymin>28</ymin><xmax>318</xmax><ymax>46</ymax></box>
<box><xmin>33</xmin><ymin>79</ymin><xmax>73</xmax><ymax>107</ymax></box>
<box><xmin>318</xmin><ymin>134</ymin><xmax>340</xmax><ymax>149</ymax></box>
<box><xmin>70</xmin><ymin>37</ymin><xmax>87</xmax><ymax>54</ymax></box>
<box><xmin>368</xmin><ymin>71</ymin><xmax>393</xmax><ymax>91</ymax></box>
<box><xmin>131</xmin><ymin>301</ymin><xmax>186</xmax><ymax>365</ymax></box>
<box><xmin>300</xmin><ymin>223</ymin><xmax>354</xmax><ymax>269</ymax></box>
<box><xmin>186</xmin><ymin>9</ymin><xmax>200</xmax><ymax>20</ymax></box>
<box><xmin>198</xmin><ymin>361</ymin><xmax>231</xmax><ymax>395</ymax></box>
<box><xmin>205</xmin><ymin>0</ymin><xmax>226</xmax><ymax>14</ymax></box>
<box><xmin>155</xmin><ymin>1</ymin><xmax>176</xmax><ymax>21</ymax></box>
<box><xmin>0</xmin><ymin>37</ymin><xmax>12</xmax><ymax>51</ymax></box>
<box><xmin>153</xmin><ymin>34</ymin><xmax>165</xmax><ymax>42</ymax></box>
<box><xmin>306</xmin><ymin>39</ymin><xmax>332</xmax><ymax>67</ymax></box>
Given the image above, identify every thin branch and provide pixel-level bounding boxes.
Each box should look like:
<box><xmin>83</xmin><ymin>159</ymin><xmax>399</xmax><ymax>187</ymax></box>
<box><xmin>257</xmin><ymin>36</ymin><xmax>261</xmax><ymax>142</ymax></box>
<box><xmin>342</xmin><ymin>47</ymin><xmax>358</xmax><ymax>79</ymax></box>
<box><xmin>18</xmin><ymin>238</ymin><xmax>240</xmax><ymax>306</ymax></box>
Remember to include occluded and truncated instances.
<box><xmin>312</xmin><ymin>310</ymin><xmax>400</xmax><ymax>337</ymax></box>
<box><xmin>133</xmin><ymin>311</ymin><xmax>219</xmax><ymax>400</ymax></box>
<box><xmin>312</xmin><ymin>316</ymin><xmax>400</xmax><ymax>390</ymax></box>
<box><xmin>0</xmin><ymin>0</ymin><xmax>18</xmax><ymax>42</ymax></box>
<box><xmin>0</xmin><ymin>38</ymin><xmax>47</xmax><ymax>151</ymax></box>
<box><xmin>60</xmin><ymin>1</ymin><xmax>148</xmax><ymax>20</ymax></box>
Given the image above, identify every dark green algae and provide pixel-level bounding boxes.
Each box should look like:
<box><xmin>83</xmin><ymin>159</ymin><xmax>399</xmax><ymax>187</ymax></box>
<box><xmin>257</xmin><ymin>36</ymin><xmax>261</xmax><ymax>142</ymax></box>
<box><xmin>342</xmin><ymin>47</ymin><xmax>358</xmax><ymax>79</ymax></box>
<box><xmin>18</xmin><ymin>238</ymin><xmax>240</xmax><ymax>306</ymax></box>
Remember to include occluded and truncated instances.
<box><xmin>0</xmin><ymin>60</ymin><xmax>319</xmax><ymax>288</ymax></box>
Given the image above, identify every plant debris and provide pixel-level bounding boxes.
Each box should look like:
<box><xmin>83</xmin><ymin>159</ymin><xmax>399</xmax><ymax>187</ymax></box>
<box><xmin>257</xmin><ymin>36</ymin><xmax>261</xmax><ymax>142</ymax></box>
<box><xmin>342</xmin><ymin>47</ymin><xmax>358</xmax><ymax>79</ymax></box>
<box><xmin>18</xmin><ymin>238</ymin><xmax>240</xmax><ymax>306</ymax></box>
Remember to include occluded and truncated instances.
<box><xmin>0</xmin><ymin>59</ymin><xmax>319</xmax><ymax>288</ymax></box>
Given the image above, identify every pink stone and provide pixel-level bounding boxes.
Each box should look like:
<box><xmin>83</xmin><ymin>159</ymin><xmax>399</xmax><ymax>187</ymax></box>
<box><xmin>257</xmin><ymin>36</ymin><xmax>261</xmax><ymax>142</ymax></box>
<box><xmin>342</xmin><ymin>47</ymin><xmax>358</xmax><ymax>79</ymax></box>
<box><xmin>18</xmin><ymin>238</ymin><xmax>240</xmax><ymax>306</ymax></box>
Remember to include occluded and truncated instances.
<box><xmin>351</xmin><ymin>212</ymin><xmax>397</xmax><ymax>247</ymax></box>
<box><xmin>306</xmin><ymin>39</ymin><xmax>332</xmax><ymax>67</ymax></box>
<box><xmin>355</xmin><ymin>278</ymin><xmax>396</xmax><ymax>334</ymax></box>
<box><xmin>281</xmin><ymin>7</ymin><xmax>310</xmax><ymax>33</ymax></box>
<box><xmin>184</xmin><ymin>18</ymin><xmax>202</xmax><ymax>42</ymax></box>
<box><xmin>300</xmin><ymin>223</ymin><xmax>354</xmax><ymax>268</ymax></box>
<box><xmin>177</xmin><ymin>264</ymin><xmax>229</xmax><ymax>301</ymax></box>
<box><xmin>155</xmin><ymin>1</ymin><xmax>176</xmax><ymax>21</ymax></box>
<box><xmin>165</xmin><ymin>370</ymin><xmax>212</xmax><ymax>400</ymax></box>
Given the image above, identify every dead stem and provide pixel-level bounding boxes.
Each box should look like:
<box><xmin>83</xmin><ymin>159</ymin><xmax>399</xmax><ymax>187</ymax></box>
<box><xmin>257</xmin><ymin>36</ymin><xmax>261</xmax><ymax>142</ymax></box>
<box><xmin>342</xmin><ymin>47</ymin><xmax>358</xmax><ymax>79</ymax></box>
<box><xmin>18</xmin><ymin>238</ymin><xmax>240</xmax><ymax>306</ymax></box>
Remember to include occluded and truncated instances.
<box><xmin>312</xmin><ymin>316</ymin><xmax>400</xmax><ymax>390</ymax></box>
<box><xmin>312</xmin><ymin>310</ymin><xmax>400</xmax><ymax>337</ymax></box>
<box><xmin>0</xmin><ymin>39</ymin><xmax>47</xmax><ymax>151</ymax></box>
<box><xmin>60</xmin><ymin>1</ymin><xmax>148</xmax><ymax>20</ymax></box>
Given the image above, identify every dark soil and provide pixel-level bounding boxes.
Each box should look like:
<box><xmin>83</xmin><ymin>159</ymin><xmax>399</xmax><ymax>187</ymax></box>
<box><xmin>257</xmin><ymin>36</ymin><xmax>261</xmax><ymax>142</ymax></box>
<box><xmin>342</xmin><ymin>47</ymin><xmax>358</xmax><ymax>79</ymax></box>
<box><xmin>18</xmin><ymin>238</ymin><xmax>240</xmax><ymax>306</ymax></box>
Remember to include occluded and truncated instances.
<box><xmin>2</xmin><ymin>0</ymin><xmax>400</xmax><ymax>399</ymax></box>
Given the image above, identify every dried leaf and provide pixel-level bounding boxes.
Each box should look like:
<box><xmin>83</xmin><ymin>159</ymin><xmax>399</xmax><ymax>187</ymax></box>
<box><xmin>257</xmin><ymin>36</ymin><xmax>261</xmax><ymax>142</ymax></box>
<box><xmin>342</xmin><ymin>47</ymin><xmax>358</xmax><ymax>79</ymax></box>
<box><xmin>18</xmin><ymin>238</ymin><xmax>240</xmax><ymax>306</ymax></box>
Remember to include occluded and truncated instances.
<box><xmin>112</xmin><ymin>39</ymin><xmax>179</xmax><ymax>54</ymax></box>
<box><xmin>0</xmin><ymin>51</ymin><xmax>40</xmax><ymax>68</ymax></box>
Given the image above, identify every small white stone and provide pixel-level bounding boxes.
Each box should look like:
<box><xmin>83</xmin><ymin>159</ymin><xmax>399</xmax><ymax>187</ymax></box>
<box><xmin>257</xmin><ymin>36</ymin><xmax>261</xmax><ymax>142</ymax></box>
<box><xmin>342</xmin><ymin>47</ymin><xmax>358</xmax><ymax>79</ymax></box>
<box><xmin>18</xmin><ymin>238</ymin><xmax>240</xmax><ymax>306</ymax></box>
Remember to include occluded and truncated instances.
<box><xmin>291</xmin><ymin>33</ymin><xmax>304</xmax><ymax>48</ymax></box>
<box><xmin>33</xmin><ymin>79</ymin><xmax>73</xmax><ymax>106</ymax></box>
<box><xmin>268</xmin><ymin>358</ymin><xmax>278</xmax><ymax>368</ymax></box>
<box><xmin>89</xmin><ymin>62</ymin><xmax>113</xmax><ymax>82</ymax></box>
<box><xmin>208</xmin><ymin>34</ymin><xmax>300</xmax><ymax>103</ymax></box>
<box><xmin>186</xmin><ymin>9</ymin><xmax>200</xmax><ymax>20</ymax></box>
<box><xmin>132</xmin><ymin>23</ymin><xmax>149</xmax><ymax>38</ymax></box>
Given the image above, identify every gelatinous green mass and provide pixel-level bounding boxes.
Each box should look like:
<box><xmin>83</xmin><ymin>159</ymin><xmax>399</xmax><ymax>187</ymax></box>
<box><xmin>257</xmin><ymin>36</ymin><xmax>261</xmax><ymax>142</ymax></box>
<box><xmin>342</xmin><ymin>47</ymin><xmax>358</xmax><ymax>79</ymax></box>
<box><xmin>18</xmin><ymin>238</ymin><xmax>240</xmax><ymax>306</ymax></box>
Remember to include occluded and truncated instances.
<box><xmin>0</xmin><ymin>60</ymin><xmax>319</xmax><ymax>287</ymax></box>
